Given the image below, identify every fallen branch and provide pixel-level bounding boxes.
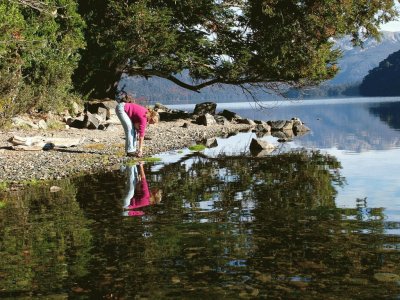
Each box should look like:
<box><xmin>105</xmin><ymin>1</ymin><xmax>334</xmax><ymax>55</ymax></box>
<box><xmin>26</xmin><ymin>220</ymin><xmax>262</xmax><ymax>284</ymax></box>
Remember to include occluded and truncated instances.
<box><xmin>8</xmin><ymin>135</ymin><xmax>85</xmax><ymax>151</ymax></box>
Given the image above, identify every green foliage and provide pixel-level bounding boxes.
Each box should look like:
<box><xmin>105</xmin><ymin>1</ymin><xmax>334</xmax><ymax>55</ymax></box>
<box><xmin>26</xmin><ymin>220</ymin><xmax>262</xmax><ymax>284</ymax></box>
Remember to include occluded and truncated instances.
<box><xmin>0</xmin><ymin>179</ymin><xmax>92</xmax><ymax>293</ymax></box>
<box><xmin>156</xmin><ymin>150</ymin><xmax>343</xmax><ymax>208</ymax></box>
<box><xmin>189</xmin><ymin>144</ymin><xmax>207</xmax><ymax>152</ymax></box>
<box><xmin>127</xmin><ymin>157</ymin><xmax>162</xmax><ymax>165</ymax></box>
<box><xmin>73</xmin><ymin>0</ymin><xmax>398</xmax><ymax>99</ymax></box>
<box><xmin>0</xmin><ymin>0</ymin><xmax>85</xmax><ymax>126</ymax></box>
<box><xmin>0</xmin><ymin>181</ymin><xmax>8</xmax><ymax>192</ymax></box>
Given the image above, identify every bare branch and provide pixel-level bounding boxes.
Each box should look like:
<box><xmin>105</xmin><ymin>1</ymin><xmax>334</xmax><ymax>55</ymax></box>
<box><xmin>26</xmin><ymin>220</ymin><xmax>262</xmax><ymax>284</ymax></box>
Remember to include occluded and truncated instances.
<box><xmin>10</xmin><ymin>0</ymin><xmax>58</xmax><ymax>17</ymax></box>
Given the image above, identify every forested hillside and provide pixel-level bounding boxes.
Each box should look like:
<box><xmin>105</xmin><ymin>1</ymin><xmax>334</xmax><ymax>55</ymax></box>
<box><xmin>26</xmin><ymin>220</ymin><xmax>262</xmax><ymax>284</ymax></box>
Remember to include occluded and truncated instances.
<box><xmin>359</xmin><ymin>50</ymin><xmax>400</xmax><ymax>96</ymax></box>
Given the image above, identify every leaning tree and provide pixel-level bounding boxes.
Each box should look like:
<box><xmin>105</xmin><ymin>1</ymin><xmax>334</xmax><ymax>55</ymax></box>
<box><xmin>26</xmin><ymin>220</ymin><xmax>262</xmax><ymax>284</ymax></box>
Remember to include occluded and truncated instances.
<box><xmin>73</xmin><ymin>0</ymin><xmax>399</xmax><ymax>100</ymax></box>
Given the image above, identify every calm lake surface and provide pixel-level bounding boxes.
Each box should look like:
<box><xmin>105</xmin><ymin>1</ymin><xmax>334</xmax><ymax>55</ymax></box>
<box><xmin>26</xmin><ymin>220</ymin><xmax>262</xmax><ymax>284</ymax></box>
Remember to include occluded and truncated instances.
<box><xmin>1</xmin><ymin>97</ymin><xmax>400</xmax><ymax>299</ymax></box>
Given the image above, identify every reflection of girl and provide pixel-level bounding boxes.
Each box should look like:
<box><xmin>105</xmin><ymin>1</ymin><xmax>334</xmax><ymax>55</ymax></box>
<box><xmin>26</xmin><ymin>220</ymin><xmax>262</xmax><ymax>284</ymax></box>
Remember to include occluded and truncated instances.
<box><xmin>123</xmin><ymin>163</ymin><xmax>162</xmax><ymax>217</ymax></box>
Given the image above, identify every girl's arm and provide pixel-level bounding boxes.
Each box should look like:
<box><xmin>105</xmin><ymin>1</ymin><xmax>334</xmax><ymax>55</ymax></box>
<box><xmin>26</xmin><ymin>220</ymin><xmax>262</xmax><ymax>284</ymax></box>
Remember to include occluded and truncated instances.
<box><xmin>137</xmin><ymin>136</ymin><xmax>144</xmax><ymax>157</ymax></box>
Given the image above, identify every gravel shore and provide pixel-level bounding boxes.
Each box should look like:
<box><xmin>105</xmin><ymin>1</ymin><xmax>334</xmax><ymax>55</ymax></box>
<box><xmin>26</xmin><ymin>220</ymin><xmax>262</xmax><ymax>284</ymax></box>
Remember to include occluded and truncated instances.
<box><xmin>0</xmin><ymin>118</ymin><xmax>253</xmax><ymax>185</ymax></box>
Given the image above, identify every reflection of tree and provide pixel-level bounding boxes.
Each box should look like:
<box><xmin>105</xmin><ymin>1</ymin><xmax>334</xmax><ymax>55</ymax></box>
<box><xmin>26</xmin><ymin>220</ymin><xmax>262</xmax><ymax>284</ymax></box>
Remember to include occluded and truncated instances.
<box><xmin>124</xmin><ymin>151</ymin><xmax>400</xmax><ymax>299</ymax></box>
<box><xmin>121</xmin><ymin>150</ymin><xmax>347</xmax><ymax>297</ymax></box>
<box><xmin>2</xmin><ymin>151</ymin><xmax>400</xmax><ymax>298</ymax></box>
<box><xmin>369</xmin><ymin>102</ymin><xmax>400</xmax><ymax>130</ymax></box>
<box><xmin>156</xmin><ymin>150</ymin><xmax>343</xmax><ymax>210</ymax></box>
<box><xmin>0</xmin><ymin>180</ymin><xmax>92</xmax><ymax>296</ymax></box>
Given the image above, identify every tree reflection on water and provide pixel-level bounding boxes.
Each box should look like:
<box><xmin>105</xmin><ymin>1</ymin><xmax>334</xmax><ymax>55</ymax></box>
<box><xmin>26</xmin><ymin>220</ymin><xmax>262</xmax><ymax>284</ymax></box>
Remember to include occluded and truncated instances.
<box><xmin>1</xmin><ymin>150</ymin><xmax>400</xmax><ymax>299</ymax></box>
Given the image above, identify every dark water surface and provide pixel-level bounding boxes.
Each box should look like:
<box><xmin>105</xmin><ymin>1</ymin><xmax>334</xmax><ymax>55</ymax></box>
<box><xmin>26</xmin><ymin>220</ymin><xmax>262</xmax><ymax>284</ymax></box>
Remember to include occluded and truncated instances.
<box><xmin>1</xmin><ymin>98</ymin><xmax>400</xmax><ymax>299</ymax></box>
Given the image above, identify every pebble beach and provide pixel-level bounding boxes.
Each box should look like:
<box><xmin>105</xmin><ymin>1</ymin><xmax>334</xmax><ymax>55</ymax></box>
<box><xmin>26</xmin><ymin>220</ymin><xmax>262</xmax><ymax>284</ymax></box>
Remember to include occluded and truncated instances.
<box><xmin>0</xmin><ymin>118</ymin><xmax>253</xmax><ymax>185</ymax></box>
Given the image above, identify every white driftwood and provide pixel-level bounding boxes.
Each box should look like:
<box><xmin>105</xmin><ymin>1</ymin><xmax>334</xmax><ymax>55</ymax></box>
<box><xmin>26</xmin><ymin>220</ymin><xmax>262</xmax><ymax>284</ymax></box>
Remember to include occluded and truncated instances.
<box><xmin>8</xmin><ymin>135</ymin><xmax>85</xmax><ymax>150</ymax></box>
<box><xmin>12</xmin><ymin>145</ymin><xmax>46</xmax><ymax>151</ymax></box>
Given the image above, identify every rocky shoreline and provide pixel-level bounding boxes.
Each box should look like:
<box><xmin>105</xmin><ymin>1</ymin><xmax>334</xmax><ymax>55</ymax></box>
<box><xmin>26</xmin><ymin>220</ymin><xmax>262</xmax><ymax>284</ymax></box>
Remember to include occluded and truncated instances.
<box><xmin>0</xmin><ymin>118</ymin><xmax>253</xmax><ymax>185</ymax></box>
<box><xmin>0</xmin><ymin>101</ymin><xmax>309</xmax><ymax>188</ymax></box>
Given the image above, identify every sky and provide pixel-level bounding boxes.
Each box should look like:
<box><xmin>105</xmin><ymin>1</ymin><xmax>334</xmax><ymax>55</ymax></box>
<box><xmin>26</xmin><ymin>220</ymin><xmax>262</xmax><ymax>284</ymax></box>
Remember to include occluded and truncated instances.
<box><xmin>380</xmin><ymin>4</ymin><xmax>400</xmax><ymax>31</ymax></box>
<box><xmin>380</xmin><ymin>19</ymin><xmax>400</xmax><ymax>31</ymax></box>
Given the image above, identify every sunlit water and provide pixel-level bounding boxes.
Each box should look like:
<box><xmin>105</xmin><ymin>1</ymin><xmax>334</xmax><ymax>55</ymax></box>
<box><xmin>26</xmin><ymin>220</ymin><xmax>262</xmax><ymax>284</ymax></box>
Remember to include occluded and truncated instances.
<box><xmin>1</xmin><ymin>97</ymin><xmax>400</xmax><ymax>299</ymax></box>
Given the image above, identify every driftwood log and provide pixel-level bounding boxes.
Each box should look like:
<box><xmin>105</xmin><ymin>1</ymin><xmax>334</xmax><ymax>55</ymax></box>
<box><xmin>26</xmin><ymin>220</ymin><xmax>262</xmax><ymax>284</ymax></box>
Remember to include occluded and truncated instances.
<box><xmin>8</xmin><ymin>135</ymin><xmax>85</xmax><ymax>151</ymax></box>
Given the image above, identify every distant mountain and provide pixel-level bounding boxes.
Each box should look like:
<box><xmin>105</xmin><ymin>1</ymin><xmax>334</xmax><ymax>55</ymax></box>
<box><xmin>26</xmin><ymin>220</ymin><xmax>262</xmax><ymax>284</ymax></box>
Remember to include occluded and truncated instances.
<box><xmin>328</xmin><ymin>31</ymin><xmax>400</xmax><ymax>86</ymax></box>
<box><xmin>119</xmin><ymin>31</ymin><xmax>400</xmax><ymax>103</ymax></box>
<box><xmin>359</xmin><ymin>49</ymin><xmax>400</xmax><ymax>96</ymax></box>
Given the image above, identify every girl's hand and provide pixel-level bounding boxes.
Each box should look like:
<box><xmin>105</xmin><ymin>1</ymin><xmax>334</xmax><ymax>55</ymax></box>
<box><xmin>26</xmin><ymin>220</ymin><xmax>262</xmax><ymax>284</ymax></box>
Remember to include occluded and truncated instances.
<box><xmin>137</xmin><ymin>149</ymin><xmax>143</xmax><ymax>158</ymax></box>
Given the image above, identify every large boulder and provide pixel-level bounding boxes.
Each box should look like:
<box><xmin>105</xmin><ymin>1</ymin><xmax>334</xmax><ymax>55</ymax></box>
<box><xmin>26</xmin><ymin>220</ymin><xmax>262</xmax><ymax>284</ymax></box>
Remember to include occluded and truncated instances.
<box><xmin>85</xmin><ymin>99</ymin><xmax>117</xmax><ymax>120</ymax></box>
<box><xmin>158</xmin><ymin>110</ymin><xmax>191</xmax><ymax>121</ymax></box>
<box><xmin>249</xmin><ymin>138</ymin><xmax>276</xmax><ymax>155</ymax></box>
<box><xmin>218</xmin><ymin>109</ymin><xmax>241</xmax><ymax>121</ymax></box>
<box><xmin>193</xmin><ymin>102</ymin><xmax>217</xmax><ymax>116</ymax></box>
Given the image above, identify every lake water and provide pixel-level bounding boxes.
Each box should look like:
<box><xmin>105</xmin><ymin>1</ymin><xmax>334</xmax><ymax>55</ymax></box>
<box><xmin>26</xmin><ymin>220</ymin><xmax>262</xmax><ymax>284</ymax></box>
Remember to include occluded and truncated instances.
<box><xmin>1</xmin><ymin>97</ymin><xmax>400</xmax><ymax>299</ymax></box>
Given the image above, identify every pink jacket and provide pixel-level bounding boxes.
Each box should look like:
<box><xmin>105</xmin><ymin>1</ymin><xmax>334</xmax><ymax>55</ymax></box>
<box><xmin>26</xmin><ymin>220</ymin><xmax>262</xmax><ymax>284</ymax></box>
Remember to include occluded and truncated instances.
<box><xmin>124</xmin><ymin>103</ymin><xmax>148</xmax><ymax>137</ymax></box>
<box><xmin>130</xmin><ymin>179</ymin><xmax>150</xmax><ymax>209</ymax></box>
<box><xmin>127</xmin><ymin>179</ymin><xmax>150</xmax><ymax>216</ymax></box>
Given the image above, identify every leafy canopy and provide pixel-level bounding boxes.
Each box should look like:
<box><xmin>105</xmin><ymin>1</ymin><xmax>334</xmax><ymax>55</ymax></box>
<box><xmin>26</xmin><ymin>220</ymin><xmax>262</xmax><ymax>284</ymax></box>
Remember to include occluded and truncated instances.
<box><xmin>73</xmin><ymin>0</ymin><xmax>399</xmax><ymax>99</ymax></box>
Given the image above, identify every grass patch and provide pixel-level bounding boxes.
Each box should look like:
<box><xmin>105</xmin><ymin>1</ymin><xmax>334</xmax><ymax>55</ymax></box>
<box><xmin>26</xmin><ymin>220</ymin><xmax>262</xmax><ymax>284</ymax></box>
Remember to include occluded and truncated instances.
<box><xmin>189</xmin><ymin>144</ymin><xmax>206</xmax><ymax>152</ymax></box>
<box><xmin>126</xmin><ymin>157</ymin><xmax>162</xmax><ymax>165</ymax></box>
<box><xmin>0</xmin><ymin>201</ymin><xmax>6</xmax><ymax>209</ymax></box>
<box><xmin>143</xmin><ymin>157</ymin><xmax>162</xmax><ymax>162</ymax></box>
<box><xmin>0</xmin><ymin>182</ymin><xmax>8</xmax><ymax>192</ymax></box>
<box><xmin>83</xmin><ymin>143</ymin><xmax>106</xmax><ymax>150</ymax></box>
<box><xmin>21</xmin><ymin>178</ymin><xmax>42</xmax><ymax>187</ymax></box>
<box><xmin>47</xmin><ymin>119</ymin><xmax>66</xmax><ymax>130</ymax></box>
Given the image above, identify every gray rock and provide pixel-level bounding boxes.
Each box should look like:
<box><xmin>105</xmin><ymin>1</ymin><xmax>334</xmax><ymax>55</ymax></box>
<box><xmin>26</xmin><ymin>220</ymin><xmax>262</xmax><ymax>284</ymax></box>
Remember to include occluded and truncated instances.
<box><xmin>202</xmin><ymin>138</ymin><xmax>218</xmax><ymax>148</ymax></box>
<box><xmin>293</xmin><ymin>124</ymin><xmax>311</xmax><ymax>134</ymax></box>
<box><xmin>268</xmin><ymin>120</ymin><xmax>287</xmax><ymax>130</ymax></box>
<box><xmin>158</xmin><ymin>110</ymin><xmax>191</xmax><ymax>121</ymax></box>
<box><xmin>272</xmin><ymin>130</ymin><xmax>293</xmax><ymax>139</ymax></box>
<box><xmin>86</xmin><ymin>99</ymin><xmax>117</xmax><ymax>120</ymax></box>
<box><xmin>193</xmin><ymin>102</ymin><xmax>217</xmax><ymax>116</ymax></box>
<box><xmin>255</xmin><ymin>123</ymin><xmax>271</xmax><ymax>133</ymax></box>
<box><xmin>154</xmin><ymin>103</ymin><xmax>172</xmax><ymax>112</ymax></box>
<box><xmin>218</xmin><ymin>109</ymin><xmax>241</xmax><ymax>121</ymax></box>
<box><xmin>214</xmin><ymin>115</ymin><xmax>229</xmax><ymax>125</ymax></box>
<box><xmin>249</xmin><ymin>138</ymin><xmax>275</xmax><ymax>152</ymax></box>
<box><xmin>236</xmin><ymin>118</ymin><xmax>256</xmax><ymax>126</ymax></box>
<box><xmin>196</xmin><ymin>113</ymin><xmax>217</xmax><ymax>126</ymax></box>
<box><xmin>69</xmin><ymin>115</ymin><xmax>86</xmax><ymax>129</ymax></box>
<box><xmin>282</xmin><ymin>120</ymin><xmax>294</xmax><ymax>131</ymax></box>
<box><xmin>84</xmin><ymin>112</ymin><xmax>100</xmax><ymax>129</ymax></box>
<box><xmin>11</xmin><ymin>117</ymin><xmax>39</xmax><ymax>129</ymax></box>
<box><xmin>38</xmin><ymin>119</ymin><xmax>48</xmax><ymax>130</ymax></box>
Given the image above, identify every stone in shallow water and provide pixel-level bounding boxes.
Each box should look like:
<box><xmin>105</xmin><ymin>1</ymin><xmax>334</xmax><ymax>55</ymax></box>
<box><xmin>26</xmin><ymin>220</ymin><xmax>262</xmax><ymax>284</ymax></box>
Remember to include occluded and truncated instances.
<box><xmin>373</xmin><ymin>272</ymin><xmax>400</xmax><ymax>282</ymax></box>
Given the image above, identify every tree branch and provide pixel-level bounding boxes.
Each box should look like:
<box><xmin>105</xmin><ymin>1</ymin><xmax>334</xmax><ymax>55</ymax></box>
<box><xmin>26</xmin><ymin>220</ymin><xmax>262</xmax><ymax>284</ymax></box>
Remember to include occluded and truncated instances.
<box><xmin>123</xmin><ymin>66</ymin><xmax>285</xmax><ymax>93</ymax></box>
<box><xmin>124</xmin><ymin>67</ymin><xmax>221</xmax><ymax>92</ymax></box>
<box><xmin>10</xmin><ymin>0</ymin><xmax>59</xmax><ymax>17</ymax></box>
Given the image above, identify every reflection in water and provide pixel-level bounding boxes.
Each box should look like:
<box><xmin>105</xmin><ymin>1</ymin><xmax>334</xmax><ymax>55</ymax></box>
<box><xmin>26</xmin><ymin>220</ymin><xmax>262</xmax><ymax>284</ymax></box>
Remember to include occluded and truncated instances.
<box><xmin>1</xmin><ymin>151</ymin><xmax>400</xmax><ymax>298</ymax></box>
<box><xmin>228</xmin><ymin>99</ymin><xmax>400</xmax><ymax>152</ymax></box>
<box><xmin>369</xmin><ymin>101</ymin><xmax>400</xmax><ymax>130</ymax></box>
<box><xmin>122</xmin><ymin>162</ymin><xmax>162</xmax><ymax>217</ymax></box>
